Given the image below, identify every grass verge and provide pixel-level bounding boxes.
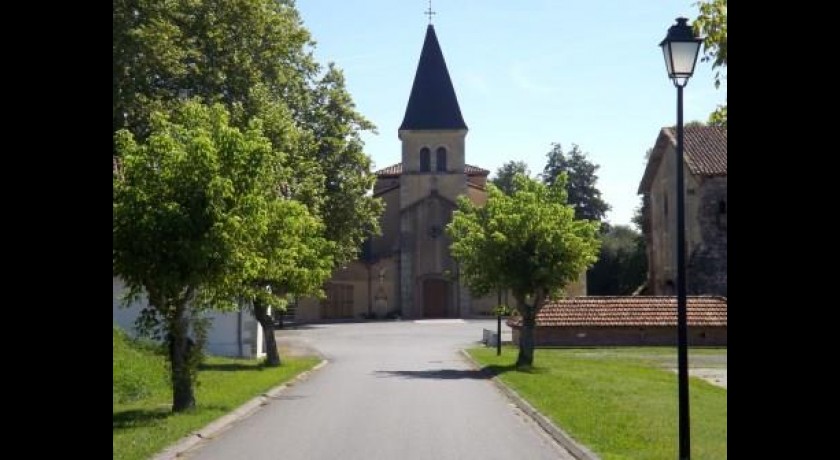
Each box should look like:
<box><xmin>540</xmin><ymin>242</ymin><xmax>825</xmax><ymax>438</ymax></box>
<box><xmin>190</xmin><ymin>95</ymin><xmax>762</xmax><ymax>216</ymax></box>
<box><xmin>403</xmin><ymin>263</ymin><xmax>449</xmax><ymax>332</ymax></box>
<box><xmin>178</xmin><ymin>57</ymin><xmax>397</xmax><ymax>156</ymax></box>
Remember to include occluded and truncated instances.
<box><xmin>113</xmin><ymin>327</ymin><xmax>319</xmax><ymax>460</ymax></box>
<box><xmin>468</xmin><ymin>346</ymin><xmax>726</xmax><ymax>460</ymax></box>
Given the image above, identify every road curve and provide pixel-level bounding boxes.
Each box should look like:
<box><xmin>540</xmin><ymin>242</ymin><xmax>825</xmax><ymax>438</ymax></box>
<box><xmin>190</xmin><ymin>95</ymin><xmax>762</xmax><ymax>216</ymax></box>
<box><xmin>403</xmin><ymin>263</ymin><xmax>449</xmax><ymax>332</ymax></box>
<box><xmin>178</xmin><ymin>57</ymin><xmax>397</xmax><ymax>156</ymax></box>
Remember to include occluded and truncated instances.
<box><xmin>184</xmin><ymin>320</ymin><xmax>574</xmax><ymax>460</ymax></box>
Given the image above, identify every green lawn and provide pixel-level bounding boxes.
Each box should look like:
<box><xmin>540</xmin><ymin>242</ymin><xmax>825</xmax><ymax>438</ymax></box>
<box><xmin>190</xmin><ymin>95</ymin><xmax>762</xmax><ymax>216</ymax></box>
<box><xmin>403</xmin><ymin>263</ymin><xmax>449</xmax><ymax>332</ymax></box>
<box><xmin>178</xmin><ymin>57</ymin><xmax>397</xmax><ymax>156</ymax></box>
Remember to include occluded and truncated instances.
<box><xmin>113</xmin><ymin>327</ymin><xmax>320</xmax><ymax>460</ymax></box>
<box><xmin>468</xmin><ymin>347</ymin><xmax>727</xmax><ymax>460</ymax></box>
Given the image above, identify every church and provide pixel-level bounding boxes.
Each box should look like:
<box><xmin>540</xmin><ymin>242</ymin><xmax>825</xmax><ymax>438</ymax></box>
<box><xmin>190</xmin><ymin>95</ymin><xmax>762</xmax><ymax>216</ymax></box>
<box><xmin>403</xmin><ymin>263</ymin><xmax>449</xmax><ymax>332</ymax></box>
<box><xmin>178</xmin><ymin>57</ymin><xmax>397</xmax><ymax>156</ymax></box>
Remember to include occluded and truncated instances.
<box><xmin>294</xmin><ymin>23</ymin><xmax>585</xmax><ymax>321</ymax></box>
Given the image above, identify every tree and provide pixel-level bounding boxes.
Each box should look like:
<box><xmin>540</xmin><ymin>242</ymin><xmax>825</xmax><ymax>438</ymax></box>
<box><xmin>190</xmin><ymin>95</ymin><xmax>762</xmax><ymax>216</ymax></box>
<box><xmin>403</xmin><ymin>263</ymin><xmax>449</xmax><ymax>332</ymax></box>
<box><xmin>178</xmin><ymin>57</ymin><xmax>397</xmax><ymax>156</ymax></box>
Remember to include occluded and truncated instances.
<box><xmin>245</xmin><ymin>198</ymin><xmax>335</xmax><ymax>367</ymax></box>
<box><xmin>541</xmin><ymin>143</ymin><xmax>610</xmax><ymax>226</ymax></box>
<box><xmin>693</xmin><ymin>0</ymin><xmax>727</xmax><ymax>126</ymax></box>
<box><xmin>587</xmin><ymin>225</ymin><xmax>648</xmax><ymax>295</ymax></box>
<box><xmin>114</xmin><ymin>0</ymin><xmax>383</xmax><ymax>361</ymax></box>
<box><xmin>491</xmin><ymin>161</ymin><xmax>531</xmax><ymax>195</ymax></box>
<box><xmin>707</xmin><ymin>105</ymin><xmax>727</xmax><ymax>127</ymax></box>
<box><xmin>113</xmin><ymin>0</ymin><xmax>318</xmax><ymax>146</ymax></box>
<box><xmin>240</xmin><ymin>67</ymin><xmax>382</xmax><ymax>358</ymax></box>
<box><xmin>113</xmin><ymin>0</ymin><xmax>381</xmax><ymax>261</ymax></box>
<box><xmin>114</xmin><ymin>101</ymin><xmax>311</xmax><ymax>411</ymax></box>
<box><xmin>447</xmin><ymin>174</ymin><xmax>600</xmax><ymax>366</ymax></box>
<box><xmin>488</xmin><ymin>161</ymin><xmax>533</xmax><ymax>306</ymax></box>
<box><xmin>303</xmin><ymin>64</ymin><xmax>383</xmax><ymax>266</ymax></box>
<box><xmin>631</xmin><ymin>200</ymin><xmax>645</xmax><ymax>232</ymax></box>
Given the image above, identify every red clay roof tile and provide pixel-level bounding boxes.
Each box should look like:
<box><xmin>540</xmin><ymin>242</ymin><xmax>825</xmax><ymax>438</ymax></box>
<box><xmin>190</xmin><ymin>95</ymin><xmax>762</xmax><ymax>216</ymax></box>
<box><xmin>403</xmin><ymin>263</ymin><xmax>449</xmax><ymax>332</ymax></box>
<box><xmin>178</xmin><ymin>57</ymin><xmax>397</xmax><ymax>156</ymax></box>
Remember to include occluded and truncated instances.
<box><xmin>507</xmin><ymin>296</ymin><xmax>727</xmax><ymax>328</ymax></box>
<box><xmin>638</xmin><ymin>126</ymin><xmax>727</xmax><ymax>194</ymax></box>
<box><xmin>664</xmin><ymin>126</ymin><xmax>727</xmax><ymax>176</ymax></box>
<box><xmin>375</xmin><ymin>162</ymin><xmax>489</xmax><ymax>176</ymax></box>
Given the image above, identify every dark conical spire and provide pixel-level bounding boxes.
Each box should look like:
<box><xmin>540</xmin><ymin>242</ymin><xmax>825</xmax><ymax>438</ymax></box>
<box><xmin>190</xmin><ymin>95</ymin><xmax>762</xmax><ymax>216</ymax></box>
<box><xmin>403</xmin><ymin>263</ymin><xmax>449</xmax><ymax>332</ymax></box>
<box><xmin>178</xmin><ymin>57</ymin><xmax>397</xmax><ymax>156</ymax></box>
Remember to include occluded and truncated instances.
<box><xmin>399</xmin><ymin>25</ymin><xmax>467</xmax><ymax>131</ymax></box>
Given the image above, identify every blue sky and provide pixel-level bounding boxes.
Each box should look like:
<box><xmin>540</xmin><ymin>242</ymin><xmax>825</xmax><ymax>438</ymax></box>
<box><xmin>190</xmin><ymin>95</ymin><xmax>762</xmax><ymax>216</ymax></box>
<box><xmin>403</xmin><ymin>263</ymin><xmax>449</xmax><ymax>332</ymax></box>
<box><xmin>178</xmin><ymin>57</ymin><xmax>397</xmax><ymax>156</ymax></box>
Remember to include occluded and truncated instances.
<box><xmin>296</xmin><ymin>0</ymin><xmax>726</xmax><ymax>227</ymax></box>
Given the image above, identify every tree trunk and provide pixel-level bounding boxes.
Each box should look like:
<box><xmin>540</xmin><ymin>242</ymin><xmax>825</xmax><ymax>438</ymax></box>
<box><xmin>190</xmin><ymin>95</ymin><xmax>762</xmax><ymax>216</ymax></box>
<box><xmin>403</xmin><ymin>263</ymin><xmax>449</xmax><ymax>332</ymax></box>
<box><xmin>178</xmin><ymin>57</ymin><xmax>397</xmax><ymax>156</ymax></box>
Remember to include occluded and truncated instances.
<box><xmin>516</xmin><ymin>303</ymin><xmax>536</xmax><ymax>367</ymax></box>
<box><xmin>169</xmin><ymin>302</ymin><xmax>196</xmax><ymax>412</ymax></box>
<box><xmin>367</xmin><ymin>264</ymin><xmax>373</xmax><ymax>317</ymax></box>
<box><xmin>254</xmin><ymin>299</ymin><xmax>281</xmax><ymax>367</ymax></box>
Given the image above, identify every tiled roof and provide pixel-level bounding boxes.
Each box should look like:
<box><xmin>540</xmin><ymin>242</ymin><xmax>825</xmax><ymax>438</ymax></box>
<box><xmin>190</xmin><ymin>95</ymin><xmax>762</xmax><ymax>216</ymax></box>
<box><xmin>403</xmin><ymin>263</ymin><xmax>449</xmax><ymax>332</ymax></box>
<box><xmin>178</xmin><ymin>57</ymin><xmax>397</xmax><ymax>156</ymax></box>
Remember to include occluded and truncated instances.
<box><xmin>638</xmin><ymin>126</ymin><xmax>727</xmax><ymax>194</ymax></box>
<box><xmin>375</xmin><ymin>163</ymin><xmax>490</xmax><ymax>176</ymax></box>
<box><xmin>375</xmin><ymin>163</ymin><xmax>403</xmax><ymax>176</ymax></box>
<box><xmin>465</xmin><ymin>164</ymin><xmax>491</xmax><ymax>175</ymax></box>
<box><xmin>665</xmin><ymin>126</ymin><xmax>727</xmax><ymax>176</ymax></box>
<box><xmin>507</xmin><ymin>296</ymin><xmax>727</xmax><ymax>328</ymax></box>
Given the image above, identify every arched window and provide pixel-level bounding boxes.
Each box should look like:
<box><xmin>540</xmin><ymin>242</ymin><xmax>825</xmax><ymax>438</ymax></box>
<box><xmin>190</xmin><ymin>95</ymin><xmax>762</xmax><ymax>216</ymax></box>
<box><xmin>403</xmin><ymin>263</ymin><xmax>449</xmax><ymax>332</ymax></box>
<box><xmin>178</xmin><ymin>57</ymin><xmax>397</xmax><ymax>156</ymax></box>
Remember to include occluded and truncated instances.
<box><xmin>436</xmin><ymin>147</ymin><xmax>447</xmax><ymax>172</ymax></box>
<box><xmin>420</xmin><ymin>147</ymin><xmax>430</xmax><ymax>172</ymax></box>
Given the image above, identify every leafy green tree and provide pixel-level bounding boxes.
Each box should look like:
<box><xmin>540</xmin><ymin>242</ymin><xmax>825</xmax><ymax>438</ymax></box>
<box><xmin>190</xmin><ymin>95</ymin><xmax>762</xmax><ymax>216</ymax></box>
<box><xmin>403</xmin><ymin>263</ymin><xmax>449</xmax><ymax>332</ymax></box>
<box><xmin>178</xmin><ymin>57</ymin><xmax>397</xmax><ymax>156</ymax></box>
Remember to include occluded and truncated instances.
<box><xmin>693</xmin><ymin>0</ymin><xmax>727</xmax><ymax>126</ymax></box>
<box><xmin>241</xmin><ymin>67</ymin><xmax>383</xmax><ymax>355</ymax></box>
<box><xmin>303</xmin><ymin>64</ymin><xmax>383</xmax><ymax>265</ymax></box>
<box><xmin>113</xmin><ymin>0</ymin><xmax>318</xmax><ymax>145</ymax></box>
<box><xmin>707</xmin><ymin>105</ymin><xmax>727</xmax><ymax>127</ymax></box>
<box><xmin>587</xmin><ymin>225</ymin><xmax>648</xmax><ymax>295</ymax></box>
<box><xmin>113</xmin><ymin>0</ymin><xmax>381</xmax><ymax>256</ymax></box>
<box><xmin>631</xmin><ymin>200</ymin><xmax>646</xmax><ymax>233</ymax></box>
<box><xmin>488</xmin><ymin>161</ymin><xmax>533</xmax><ymax>305</ymax></box>
<box><xmin>447</xmin><ymin>174</ymin><xmax>600</xmax><ymax>366</ymax></box>
<box><xmin>693</xmin><ymin>0</ymin><xmax>727</xmax><ymax>87</ymax></box>
<box><xmin>240</xmin><ymin>188</ymin><xmax>335</xmax><ymax>367</ymax></box>
<box><xmin>491</xmin><ymin>161</ymin><xmax>531</xmax><ymax>195</ymax></box>
<box><xmin>114</xmin><ymin>0</ymin><xmax>383</xmax><ymax>355</ymax></box>
<box><xmin>541</xmin><ymin>143</ymin><xmax>610</xmax><ymax>226</ymax></box>
<box><xmin>113</xmin><ymin>101</ymin><xmax>327</xmax><ymax>411</ymax></box>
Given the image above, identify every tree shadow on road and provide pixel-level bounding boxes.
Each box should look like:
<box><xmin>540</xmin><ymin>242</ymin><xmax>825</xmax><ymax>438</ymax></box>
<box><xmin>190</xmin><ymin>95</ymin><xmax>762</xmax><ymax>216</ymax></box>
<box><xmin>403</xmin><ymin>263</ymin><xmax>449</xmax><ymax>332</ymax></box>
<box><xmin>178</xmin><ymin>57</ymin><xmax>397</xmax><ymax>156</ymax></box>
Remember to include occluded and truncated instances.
<box><xmin>113</xmin><ymin>408</ymin><xmax>171</xmax><ymax>430</ymax></box>
<box><xmin>484</xmin><ymin>363</ymin><xmax>533</xmax><ymax>376</ymax></box>
<box><xmin>374</xmin><ymin>364</ymin><xmax>519</xmax><ymax>380</ymax></box>
<box><xmin>198</xmin><ymin>362</ymin><xmax>262</xmax><ymax>372</ymax></box>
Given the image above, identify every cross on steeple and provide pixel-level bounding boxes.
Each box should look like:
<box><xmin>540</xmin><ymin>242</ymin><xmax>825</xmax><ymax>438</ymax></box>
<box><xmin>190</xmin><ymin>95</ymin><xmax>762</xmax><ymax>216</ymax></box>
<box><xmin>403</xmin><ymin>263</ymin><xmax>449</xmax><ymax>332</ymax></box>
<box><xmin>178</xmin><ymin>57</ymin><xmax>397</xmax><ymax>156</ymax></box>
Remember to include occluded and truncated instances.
<box><xmin>425</xmin><ymin>0</ymin><xmax>436</xmax><ymax>24</ymax></box>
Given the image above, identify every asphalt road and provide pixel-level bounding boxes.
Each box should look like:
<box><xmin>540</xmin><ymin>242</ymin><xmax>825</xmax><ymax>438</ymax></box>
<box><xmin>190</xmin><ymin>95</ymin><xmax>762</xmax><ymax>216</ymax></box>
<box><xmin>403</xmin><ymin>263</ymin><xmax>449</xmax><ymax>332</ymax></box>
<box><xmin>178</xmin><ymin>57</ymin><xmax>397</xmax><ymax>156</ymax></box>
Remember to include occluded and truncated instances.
<box><xmin>184</xmin><ymin>319</ymin><xmax>574</xmax><ymax>460</ymax></box>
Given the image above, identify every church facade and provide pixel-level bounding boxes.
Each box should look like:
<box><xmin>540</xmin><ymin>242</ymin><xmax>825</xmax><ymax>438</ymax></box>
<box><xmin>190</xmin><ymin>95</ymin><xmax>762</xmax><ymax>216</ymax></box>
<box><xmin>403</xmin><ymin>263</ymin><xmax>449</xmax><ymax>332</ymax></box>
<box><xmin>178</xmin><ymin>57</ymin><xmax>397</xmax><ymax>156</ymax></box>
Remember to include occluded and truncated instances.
<box><xmin>294</xmin><ymin>24</ymin><xmax>584</xmax><ymax>321</ymax></box>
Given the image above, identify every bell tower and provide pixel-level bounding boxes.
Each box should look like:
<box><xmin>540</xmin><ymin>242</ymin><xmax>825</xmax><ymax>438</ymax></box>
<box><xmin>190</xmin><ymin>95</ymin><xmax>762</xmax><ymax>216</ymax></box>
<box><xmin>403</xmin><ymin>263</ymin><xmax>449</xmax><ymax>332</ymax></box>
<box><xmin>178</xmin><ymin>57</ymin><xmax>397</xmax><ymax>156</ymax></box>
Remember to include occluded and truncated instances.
<box><xmin>397</xmin><ymin>23</ymin><xmax>469</xmax><ymax>318</ymax></box>
<box><xmin>398</xmin><ymin>23</ymin><xmax>468</xmax><ymax>204</ymax></box>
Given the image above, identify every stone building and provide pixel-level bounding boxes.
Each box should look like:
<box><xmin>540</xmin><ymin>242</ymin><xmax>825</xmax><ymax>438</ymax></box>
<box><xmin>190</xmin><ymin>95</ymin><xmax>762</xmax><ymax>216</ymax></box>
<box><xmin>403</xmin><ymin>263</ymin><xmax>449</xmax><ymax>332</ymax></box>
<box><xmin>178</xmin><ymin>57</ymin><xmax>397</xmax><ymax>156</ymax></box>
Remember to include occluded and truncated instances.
<box><xmin>294</xmin><ymin>24</ymin><xmax>585</xmax><ymax>321</ymax></box>
<box><xmin>637</xmin><ymin>126</ymin><xmax>727</xmax><ymax>296</ymax></box>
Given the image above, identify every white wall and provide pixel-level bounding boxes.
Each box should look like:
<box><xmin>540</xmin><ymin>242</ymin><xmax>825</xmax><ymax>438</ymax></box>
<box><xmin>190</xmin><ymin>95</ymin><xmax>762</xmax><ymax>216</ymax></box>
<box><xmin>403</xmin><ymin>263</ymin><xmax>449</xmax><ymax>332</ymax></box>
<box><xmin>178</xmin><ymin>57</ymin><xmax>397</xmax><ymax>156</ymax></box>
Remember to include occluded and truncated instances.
<box><xmin>203</xmin><ymin>308</ymin><xmax>266</xmax><ymax>358</ymax></box>
<box><xmin>113</xmin><ymin>277</ymin><xmax>266</xmax><ymax>359</ymax></box>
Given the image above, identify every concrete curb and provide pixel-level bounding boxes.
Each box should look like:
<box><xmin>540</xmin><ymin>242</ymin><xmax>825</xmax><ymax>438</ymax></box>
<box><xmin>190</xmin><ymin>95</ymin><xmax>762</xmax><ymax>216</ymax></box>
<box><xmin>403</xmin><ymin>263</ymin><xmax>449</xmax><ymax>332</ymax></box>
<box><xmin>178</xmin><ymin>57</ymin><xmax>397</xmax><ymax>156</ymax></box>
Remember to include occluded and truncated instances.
<box><xmin>459</xmin><ymin>350</ymin><xmax>600</xmax><ymax>460</ymax></box>
<box><xmin>152</xmin><ymin>359</ymin><xmax>329</xmax><ymax>460</ymax></box>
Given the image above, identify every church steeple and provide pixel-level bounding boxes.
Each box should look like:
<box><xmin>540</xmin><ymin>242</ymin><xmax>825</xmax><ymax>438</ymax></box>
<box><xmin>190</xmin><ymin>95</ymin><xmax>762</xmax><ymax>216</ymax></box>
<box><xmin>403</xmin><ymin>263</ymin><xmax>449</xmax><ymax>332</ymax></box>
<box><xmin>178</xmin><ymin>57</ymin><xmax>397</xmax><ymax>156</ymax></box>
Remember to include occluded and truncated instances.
<box><xmin>399</xmin><ymin>25</ymin><xmax>467</xmax><ymax>131</ymax></box>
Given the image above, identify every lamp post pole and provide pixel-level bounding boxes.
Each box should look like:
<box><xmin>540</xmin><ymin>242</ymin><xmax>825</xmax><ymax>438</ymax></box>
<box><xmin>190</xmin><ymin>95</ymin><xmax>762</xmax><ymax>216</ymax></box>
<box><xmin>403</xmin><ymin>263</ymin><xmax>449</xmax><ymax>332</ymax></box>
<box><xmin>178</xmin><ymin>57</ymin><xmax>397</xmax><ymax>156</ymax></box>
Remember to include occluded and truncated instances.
<box><xmin>675</xmin><ymin>82</ymin><xmax>690</xmax><ymax>460</ymax></box>
<box><xmin>660</xmin><ymin>17</ymin><xmax>702</xmax><ymax>460</ymax></box>
<box><xmin>497</xmin><ymin>310</ymin><xmax>502</xmax><ymax>356</ymax></box>
<box><xmin>497</xmin><ymin>288</ymin><xmax>502</xmax><ymax>355</ymax></box>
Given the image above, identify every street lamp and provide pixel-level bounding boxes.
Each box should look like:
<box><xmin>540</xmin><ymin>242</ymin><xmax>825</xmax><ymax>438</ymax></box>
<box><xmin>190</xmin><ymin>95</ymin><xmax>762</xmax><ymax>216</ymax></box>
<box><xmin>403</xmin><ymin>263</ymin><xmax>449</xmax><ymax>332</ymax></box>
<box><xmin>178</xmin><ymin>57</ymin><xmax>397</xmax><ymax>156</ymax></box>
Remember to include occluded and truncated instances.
<box><xmin>660</xmin><ymin>17</ymin><xmax>702</xmax><ymax>460</ymax></box>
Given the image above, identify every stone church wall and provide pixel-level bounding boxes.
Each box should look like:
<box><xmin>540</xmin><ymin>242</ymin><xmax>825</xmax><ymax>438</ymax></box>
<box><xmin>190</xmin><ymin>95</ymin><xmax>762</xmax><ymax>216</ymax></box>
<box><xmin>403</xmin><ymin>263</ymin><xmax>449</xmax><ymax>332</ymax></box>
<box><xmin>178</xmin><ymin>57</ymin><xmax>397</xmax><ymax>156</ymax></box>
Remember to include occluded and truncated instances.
<box><xmin>688</xmin><ymin>177</ymin><xmax>727</xmax><ymax>296</ymax></box>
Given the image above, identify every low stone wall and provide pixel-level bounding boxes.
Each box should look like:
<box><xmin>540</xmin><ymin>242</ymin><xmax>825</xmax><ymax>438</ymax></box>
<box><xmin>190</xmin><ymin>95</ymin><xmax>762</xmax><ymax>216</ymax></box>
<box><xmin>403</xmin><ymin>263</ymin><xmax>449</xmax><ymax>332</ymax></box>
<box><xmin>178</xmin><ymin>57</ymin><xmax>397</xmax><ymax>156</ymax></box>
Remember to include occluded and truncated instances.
<box><xmin>511</xmin><ymin>325</ymin><xmax>726</xmax><ymax>347</ymax></box>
